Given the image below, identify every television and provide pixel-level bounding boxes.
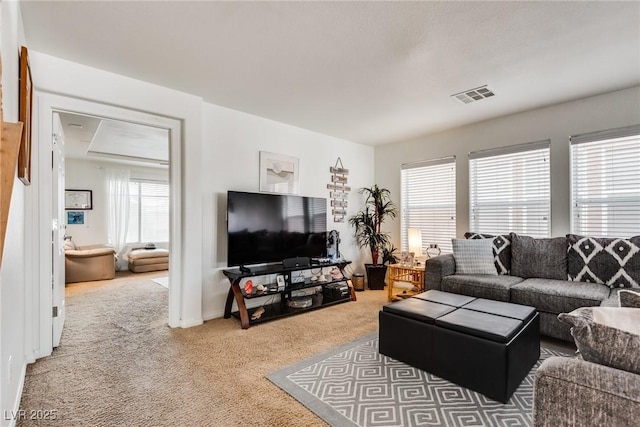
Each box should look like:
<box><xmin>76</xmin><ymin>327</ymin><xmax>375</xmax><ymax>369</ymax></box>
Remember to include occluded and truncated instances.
<box><xmin>227</xmin><ymin>191</ymin><xmax>327</xmax><ymax>267</ymax></box>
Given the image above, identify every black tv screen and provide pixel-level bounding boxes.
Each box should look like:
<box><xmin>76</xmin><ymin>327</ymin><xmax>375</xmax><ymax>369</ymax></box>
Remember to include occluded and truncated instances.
<box><xmin>227</xmin><ymin>191</ymin><xmax>327</xmax><ymax>267</ymax></box>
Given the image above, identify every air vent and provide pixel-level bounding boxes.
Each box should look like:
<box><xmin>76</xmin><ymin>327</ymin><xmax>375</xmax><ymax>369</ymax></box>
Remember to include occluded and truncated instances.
<box><xmin>451</xmin><ymin>85</ymin><xmax>495</xmax><ymax>104</ymax></box>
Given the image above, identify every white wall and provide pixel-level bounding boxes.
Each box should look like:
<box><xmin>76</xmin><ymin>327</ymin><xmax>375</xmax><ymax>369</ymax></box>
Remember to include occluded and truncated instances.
<box><xmin>29</xmin><ymin>52</ymin><xmax>203</xmax><ymax>328</ymax></box>
<box><xmin>200</xmin><ymin>103</ymin><xmax>374</xmax><ymax>319</ymax></box>
<box><xmin>375</xmin><ymin>86</ymin><xmax>640</xmax><ymax>248</ymax></box>
<box><xmin>0</xmin><ymin>2</ymin><xmax>28</xmax><ymax>425</ymax></box>
<box><xmin>27</xmin><ymin>51</ymin><xmax>375</xmax><ymax>326</ymax></box>
<box><xmin>65</xmin><ymin>158</ymin><xmax>169</xmax><ymax>247</ymax></box>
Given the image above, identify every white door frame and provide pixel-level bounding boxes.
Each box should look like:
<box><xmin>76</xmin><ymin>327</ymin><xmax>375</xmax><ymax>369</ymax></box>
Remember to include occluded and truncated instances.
<box><xmin>27</xmin><ymin>92</ymin><xmax>183</xmax><ymax>360</ymax></box>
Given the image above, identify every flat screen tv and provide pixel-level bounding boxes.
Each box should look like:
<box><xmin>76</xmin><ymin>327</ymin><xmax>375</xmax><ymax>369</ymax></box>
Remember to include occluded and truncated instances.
<box><xmin>227</xmin><ymin>191</ymin><xmax>327</xmax><ymax>267</ymax></box>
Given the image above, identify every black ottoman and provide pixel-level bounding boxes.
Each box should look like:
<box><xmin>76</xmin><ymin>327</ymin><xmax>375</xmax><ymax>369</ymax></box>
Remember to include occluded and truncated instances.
<box><xmin>379</xmin><ymin>290</ymin><xmax>540</xmax><ymax>403</ymax></box>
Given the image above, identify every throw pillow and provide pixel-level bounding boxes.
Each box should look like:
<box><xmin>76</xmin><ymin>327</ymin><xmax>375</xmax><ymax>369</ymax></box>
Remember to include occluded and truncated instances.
<box><xmin>566</xmin><ymin>234</ymin><xmax>640</xmax><ymax>288</ymax></box>
<box><xmin>510</xmin><ymin>233</ymin><xmax>567</xmax><ymax>280</ymax></box>
<box><xmin>619</xmin><ymin>289</ymin><xmax>640</xmax><ymax>308</ymax></box>
<box><xmin>464</xmin><ymin>232</ymin><xmax>512</xmax><ymax>275</ymax></box>
<box><xmin>558</xmin><ymin>307</ymin><xmax>640</xmax><ymax>375</ymax></box>
<box><xmin>452</xmin><ymin>238</ymin><xmax>498</xmax><ymax>275</ymax></box>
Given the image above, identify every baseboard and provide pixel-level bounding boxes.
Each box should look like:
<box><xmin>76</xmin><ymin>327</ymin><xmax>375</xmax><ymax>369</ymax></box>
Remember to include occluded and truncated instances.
<box><xmin>4</xmin><ymin>361</ymin><xmax>27</xmax><ymax>427</ymax></box>
<box><xmin>179</xmin><ymin>318</ymin><xmax>204</xmax><ymax>328</ymax></box>
<box><xmin>202</xmin><ymin>309</ymin><xmax>223</xmax><ymax>321</ymax></box>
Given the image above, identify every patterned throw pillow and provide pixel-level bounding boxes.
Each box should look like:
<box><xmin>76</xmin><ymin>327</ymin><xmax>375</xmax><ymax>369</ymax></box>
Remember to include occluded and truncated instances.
<box><xmin>566</xmin><ymin>234</ymin><xmax>640</xmax><ymax>288</ymax></box>
<box><xmin>558</xmin><ymin>307</ymin><xmax>640</xmax><ymax>375</ymax></box>
<box><xmin>464</xmin><ymin>232</ymin><xmax>512</xmax><ymax>275</ymax></box>
<box><xmin>452</xmin><ymin>238</ymin><xmax>498</xmax><ymax>275</ymax></box>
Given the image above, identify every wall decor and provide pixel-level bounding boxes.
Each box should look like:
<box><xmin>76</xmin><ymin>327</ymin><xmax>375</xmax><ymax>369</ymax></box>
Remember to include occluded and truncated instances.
<box><xmin>65</xmin><ymin>189</ymin><xmax>93</xmax><ymax>210</ymax></box>
<box><xmin>67</xmin><ymin>211</ymin><xmax>85</xmax><ymax>225</ymax></box>
<box><xmin>327</xmin><ymin>157</ymin><xmax>350</xmax><ymax>222</ymax></box>
<box><xmin>18</xmin><ymin>46</ymin><xmax>33</xmax><ymax>185</ymax></box>
<box><xmin>259</xmin><ymin>151</ymin><xmax>299</xmax><ymax>194</ymax></box>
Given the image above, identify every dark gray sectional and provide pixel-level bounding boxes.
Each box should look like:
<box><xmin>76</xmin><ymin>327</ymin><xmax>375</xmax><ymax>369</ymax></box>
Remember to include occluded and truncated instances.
<box><xmin>425</xmin><ymin>233</ymin><xmax>629</xmax><ymax>342</ymax></box>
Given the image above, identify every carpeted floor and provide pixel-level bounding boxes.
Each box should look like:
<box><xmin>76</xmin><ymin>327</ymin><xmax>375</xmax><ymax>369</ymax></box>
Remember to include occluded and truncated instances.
<box><xmin>18</xmin><ymin>271</ymin><xmax>386</xmax><ymax>426</ymax></box>
<box><xmin>268</xmin><ymin>334</ymin><xmax>572</xmax><ymax>427</ymax></box>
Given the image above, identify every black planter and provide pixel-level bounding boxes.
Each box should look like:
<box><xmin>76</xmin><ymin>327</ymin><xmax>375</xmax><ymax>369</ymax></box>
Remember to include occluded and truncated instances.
<box><xmin>365</xmin><ymin>264</ymin><xmax>388</xmax><ymax>290</ymax></box>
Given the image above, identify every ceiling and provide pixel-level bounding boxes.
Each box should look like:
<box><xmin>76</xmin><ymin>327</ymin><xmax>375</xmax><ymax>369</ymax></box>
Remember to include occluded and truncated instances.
<box><xmin>21</xmin><ymin>1</ymin><xmax>640</xmax><ymax>146</ymax></box>
<box><xmin>59</xmin><ymin>112</ymin><xmax>169</xmax><ymax>168</ymax></box>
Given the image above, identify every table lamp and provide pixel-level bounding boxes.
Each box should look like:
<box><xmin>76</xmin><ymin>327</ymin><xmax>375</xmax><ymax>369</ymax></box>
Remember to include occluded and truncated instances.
<box><xmin>408</xmin><ymin>228</ymin><xmax>423</xmax><ymax>265</ymax></box>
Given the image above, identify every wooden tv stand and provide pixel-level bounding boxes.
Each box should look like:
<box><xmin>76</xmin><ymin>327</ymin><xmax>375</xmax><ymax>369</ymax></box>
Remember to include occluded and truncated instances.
<box><xmin>222</xmin><ymin>260</ymin><xmax>353</xmax><ymax>329</ymax></box>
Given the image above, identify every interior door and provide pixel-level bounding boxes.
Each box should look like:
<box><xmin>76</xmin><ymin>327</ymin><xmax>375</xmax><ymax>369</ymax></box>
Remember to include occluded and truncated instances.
<box><xmin>52</xmin><ymin>112</ymin><xmax>66</xmax><ymax>347</ymax></box>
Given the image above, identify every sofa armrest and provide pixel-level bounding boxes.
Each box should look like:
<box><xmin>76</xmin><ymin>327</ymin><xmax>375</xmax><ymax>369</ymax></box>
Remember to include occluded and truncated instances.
<box><xmin>424</xmin><ymin>253</ymin><xmax>456</xmax><ymax>291</ymax></box>
<box><xmin>534</xmin><ymin>356</ymin><xmax>640</xmax><ymax>427</ymax></box>
<box><xmin>65</xmin><ymin>247</ymin><xmax>116</xmax><ymax>258</ymax></box>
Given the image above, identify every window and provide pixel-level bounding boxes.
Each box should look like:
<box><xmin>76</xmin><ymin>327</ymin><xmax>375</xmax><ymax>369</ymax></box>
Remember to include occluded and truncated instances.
<box><xmin>401</xmin><ymin>157</ymin><xmax>456</xmax><ymax>254</ymax></box>
<box><xmin>469</xmin><ymin>141</ymin><xmax>550</xmax><ymax>237</ymax></box>
<box><xmin>571</xmin><ymin>125</ymin><xmax>640</xmax><ymax>237</ymax></box>
<box><xmin>126</xmin><ymin>180</ymin><xmax>169</xmax><ymax>243</ymax></box>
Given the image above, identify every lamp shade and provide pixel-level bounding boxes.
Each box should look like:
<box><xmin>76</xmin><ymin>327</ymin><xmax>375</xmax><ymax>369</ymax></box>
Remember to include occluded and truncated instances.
<box><xmin>408</xmin><ymin>228</ymin><xmax>423</xmax><ymax>257</ymax></box>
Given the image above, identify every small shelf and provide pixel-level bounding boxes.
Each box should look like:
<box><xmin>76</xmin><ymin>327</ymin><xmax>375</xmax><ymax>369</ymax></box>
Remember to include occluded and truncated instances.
<box><xmin>231</xmin><ymin>294</ymin><xmax>351</xmax><ymax>325</ymax></box>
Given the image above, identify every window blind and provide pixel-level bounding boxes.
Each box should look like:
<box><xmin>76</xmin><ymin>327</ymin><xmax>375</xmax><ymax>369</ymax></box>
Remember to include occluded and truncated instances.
<box><xmin>570</xmin><ymin>125</ymin><xmax>640</xmax><ymax>237</ymax></box>
<box><xmin>401</xmin><ymin>157</ymin><xmax>456</xmax><ymax>254</ymax></box>
<box><xmin>469</xmin><ymin>141</ymin><xmax>550</xmax><ymax>237</ymax></box>
<box><xmin>127</xmin><ymin>180</ymin><xmax>170</xmax><ymax>243</ymax></box>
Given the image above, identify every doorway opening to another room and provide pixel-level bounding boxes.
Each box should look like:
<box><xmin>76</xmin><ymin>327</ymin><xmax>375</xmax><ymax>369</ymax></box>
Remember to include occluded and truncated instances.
<box><xmin>30</xmin><ymin>94</ymin><xmax>184</xmax><ymax>361</ymax></box>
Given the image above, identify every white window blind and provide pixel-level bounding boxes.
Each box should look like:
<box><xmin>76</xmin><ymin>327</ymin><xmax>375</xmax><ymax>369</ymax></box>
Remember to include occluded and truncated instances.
<box><xmin>571</xmin><ymin>124</ymin><xmax>640</xmax><ymax>237</ymax></box>
<box><xmin>126</xmin><ymin>180</ymin><xmax>170</xmax><ymax>243</ymax></box>
<box><xmin>469</xmin><ymin>141</ymin><xmax>550</xmax><ymax>237</ymax></box>
<box><xmin>401</xmin><ymin>157</ymin><xmax>456</xmax><ymax>254</ymax></box>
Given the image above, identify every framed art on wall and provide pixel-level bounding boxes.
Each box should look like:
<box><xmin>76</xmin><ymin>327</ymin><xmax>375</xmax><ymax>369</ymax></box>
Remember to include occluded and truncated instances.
<box><xmin>67</xmin><ymin>211</ymin><xmax>85</xmax><ymax>225</ymax></box>
<box><xmin>259</xmin><ymin>151</ymin><xmax>299</xmax><ymax>194</ymax></box>
<box><xmin>65</xmin><ymin>190</ymin><xmax>93</xmax><ymax>210</ymax></box>
<box><xmin>18</xmin><ymin>46</ymin><xmax>33</xmax><ymax>185</ymax></box>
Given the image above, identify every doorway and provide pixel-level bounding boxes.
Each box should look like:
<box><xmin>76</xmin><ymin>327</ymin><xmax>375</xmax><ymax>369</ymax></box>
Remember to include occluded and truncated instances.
<box><xmin>29</xmin><ymin>94</ymin><xmax>183</xmax><ymax>360</ymax></box>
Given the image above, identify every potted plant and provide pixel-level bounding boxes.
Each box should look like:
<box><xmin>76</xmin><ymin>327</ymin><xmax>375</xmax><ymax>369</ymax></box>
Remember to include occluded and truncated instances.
<box><xmin>349</xmin><ymin>185</ymin><xmax>398</xmax><ymax>290</ymax></box>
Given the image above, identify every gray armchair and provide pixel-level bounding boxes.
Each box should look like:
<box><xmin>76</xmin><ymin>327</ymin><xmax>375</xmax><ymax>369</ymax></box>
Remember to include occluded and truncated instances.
<box><xmin>533</xmin><ymin>356</ymin><xmax>640</xmax><ymax>426</ymax></box>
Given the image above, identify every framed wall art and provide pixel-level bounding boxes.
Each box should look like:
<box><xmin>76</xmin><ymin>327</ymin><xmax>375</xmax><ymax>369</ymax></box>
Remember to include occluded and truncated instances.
<box><xmin>67</xmin><ymin>211</ymin><xmax>85</xmax><ymax>225</ymax></box>
<box><xmin>18</xmin><ymin>46</ymin><xmax>33</xmax><ymax>186</ymax></box>
<box><xmin>259</xmin><ymin>151</ymin><xmax>299</xmax><ymax>194</ymax></box>
<box><xmin>65</xmin><ymin>190</ymin><xmax>93</xmax><ymax>210</ymax></box>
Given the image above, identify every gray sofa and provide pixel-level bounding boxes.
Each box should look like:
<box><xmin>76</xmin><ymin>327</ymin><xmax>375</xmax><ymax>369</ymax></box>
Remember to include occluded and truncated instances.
<box><xmin>425</xmin><ymin>233</ymin><xmax>631</xmax><ymax>342</ymax></box>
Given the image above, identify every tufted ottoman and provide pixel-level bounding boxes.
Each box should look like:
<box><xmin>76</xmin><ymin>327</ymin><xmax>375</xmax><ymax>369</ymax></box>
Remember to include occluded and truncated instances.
<box><xmin>379</xmin><ymin>290</ymin><xmax>540</xmax><ymax>403</ymax></box>
<box><xmin>128</xmin><ymin>248</ymin><xmax>169</xmax><ymax>273</ymax></box>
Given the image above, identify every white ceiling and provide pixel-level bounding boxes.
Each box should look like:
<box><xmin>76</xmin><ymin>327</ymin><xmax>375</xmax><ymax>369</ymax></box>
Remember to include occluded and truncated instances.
<box><xmin>22</xmin><ymin>1</ymin><xmax>640</xmax><ymax>146</ymax></box>
<box><xmin>59</xmin><ymin>112</ymin><xmax>169</xmax><ymax>168</ymax></box>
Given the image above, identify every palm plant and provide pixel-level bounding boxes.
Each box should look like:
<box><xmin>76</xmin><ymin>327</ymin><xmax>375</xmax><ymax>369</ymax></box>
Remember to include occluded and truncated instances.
<box><xmin>349</xmin><ymin>185</ymin><xmax>398</xmax><ymax>266</ymax></box>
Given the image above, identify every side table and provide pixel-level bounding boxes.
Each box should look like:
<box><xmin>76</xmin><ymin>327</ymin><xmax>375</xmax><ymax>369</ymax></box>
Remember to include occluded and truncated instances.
<box><xmin>387</xmin><ymin>263</ymin><xmax>426</xmax><ymax>301</ymax></box>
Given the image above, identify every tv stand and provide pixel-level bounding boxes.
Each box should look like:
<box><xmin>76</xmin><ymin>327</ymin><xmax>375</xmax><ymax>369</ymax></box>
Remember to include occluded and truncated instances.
<box><xmin>222</xmin><ymin>260</ymin><xmax>353</xmax><ymax>329</ymax></box>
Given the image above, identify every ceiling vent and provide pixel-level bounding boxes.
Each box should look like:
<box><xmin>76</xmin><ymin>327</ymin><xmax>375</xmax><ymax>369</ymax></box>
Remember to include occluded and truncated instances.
<box><xmin>451</xmin><ymin>85</ymin><xmax>495</xmax><ymax>104</ymax></box>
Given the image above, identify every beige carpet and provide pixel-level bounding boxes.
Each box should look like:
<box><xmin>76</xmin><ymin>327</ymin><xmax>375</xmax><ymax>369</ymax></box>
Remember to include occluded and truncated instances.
<box><xmin>18</xmin><ymin>271</ymin><xmax>387</xmax><ymax>426</ymax></box>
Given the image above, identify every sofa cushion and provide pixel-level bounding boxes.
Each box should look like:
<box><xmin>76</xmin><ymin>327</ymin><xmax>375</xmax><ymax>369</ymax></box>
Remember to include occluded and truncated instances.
<box><xmin>566</xmin><ymin>234</ymin><xmax>640</xmax><ymax>289</ymax></box>
<box><xmin>441</xmin><ymin>274</ymin><xmax>524</xmax><ymax>302</ymax></box>
<box><xmin>464</xmin><ymin>232</ymin><xmax>512</xmax><ymax>275</ymax></box>
<box><xmin>128</xmin><ymin>248</ymin><xmax>170</xmax><ymax>260</ymax></box>
<box><xmin>511</xmin><ymin>278</ymin><xmax>609</xmax><ymax>314</ymax></box>
<box><xmin>452</xmin><ymin>238</ymin><xmax>497</xmax><ymax>275</ymax></box>
<box><xmin>510</xmin><ymin>233</ymin><xmax>567</xmax><ymax>280</ymax></box>
<box><xmin>558</xmin><ymin>307</ymin><xmax>640</xmax><ymax>375</ymax></box>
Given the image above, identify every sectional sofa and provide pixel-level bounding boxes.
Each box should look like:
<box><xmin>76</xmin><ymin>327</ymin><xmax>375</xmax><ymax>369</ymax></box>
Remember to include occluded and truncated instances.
<box><xmin>425</xmin><ymin>232</ymin><xmax>639</xmax><ymax>341</ymax></box>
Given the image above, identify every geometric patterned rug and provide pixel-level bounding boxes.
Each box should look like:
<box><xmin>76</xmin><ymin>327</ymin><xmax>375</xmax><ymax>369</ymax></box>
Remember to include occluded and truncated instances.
<box><xmin>268</xmin><ymin>333</ymin><xmax>572</xmax><ymax>427</ymax></box>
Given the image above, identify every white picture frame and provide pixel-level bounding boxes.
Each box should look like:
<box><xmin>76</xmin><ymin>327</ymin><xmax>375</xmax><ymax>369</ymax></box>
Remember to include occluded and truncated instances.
<box><xmin>259</xmin><ymin>151</ymin><xmax>299</xmax><ymax>194</ymax></box>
